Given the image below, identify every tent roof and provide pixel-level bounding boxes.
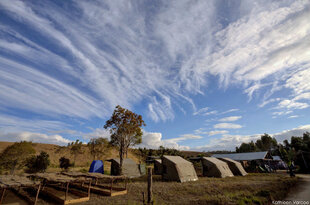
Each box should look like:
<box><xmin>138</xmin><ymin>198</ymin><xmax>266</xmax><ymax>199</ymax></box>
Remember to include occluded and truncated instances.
<box><xmin>154</xmin><ymin>159</ymin><xmax>162</xmax><ymax>163</ymax></box>
<box><xmin>202</xmin><ymin>157</ymin><xmax>227</xmax><ymax>165</ymax></box>
<box><xmin>272</xmin><ymin>156</ymin><xmax>281</xmax><ymax>161</ymax></box>
<box><xmin>163</xmin><ymin>155</ymin><xmax>192</xmax><ymax>165</ymax></box>
<box><xmin>212</xmin><ymin>151</ymin><xmax>268</xmax><ymax>161</ymax></box>
<box><xmin>108</xmin><ymin>158</ymin><xmax>137</xmax><ymax>165</ymax></box>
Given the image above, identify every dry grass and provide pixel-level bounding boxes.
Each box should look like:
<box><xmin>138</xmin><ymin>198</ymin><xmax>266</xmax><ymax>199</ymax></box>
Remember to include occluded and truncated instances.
<box><xmin>79</xmin><ymin>173</ymin><xmax>298</xmax><ymax>205</ymax></box>
<box><xmin>0</xmin><ymin>141</ymin><xmax>140</xmax><ymax>173</ymax></box>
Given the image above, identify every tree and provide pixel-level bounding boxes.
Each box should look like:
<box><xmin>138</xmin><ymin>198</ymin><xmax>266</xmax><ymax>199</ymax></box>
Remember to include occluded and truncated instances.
<box><xmin>255</xmin><ymin>134</ymin><xmax>277</xmax><ymax>151</ymax></box>
<box><xmin>0</xmin><ymin>141</ymin><xmax>35</xmax><ymax>174</ymax></box>
<box><xmin>59</xmin><ymin>157</ymin><xmax>71</xmax><ymax>171</ymax></box>
<box><xmin>87</xmin><ymin>137</ymin><xmax>110</xmax><ymax>160</ymax></box>
<box><xmin>26</xmin><ymin>151</ymin><xmax>50</xmax><ymax>173</ymax></box>
<box><xmin>236</xmin><ymin>141</ymin><xmax>256</xmax><ymax>153</ymax></box>
<box><xmin>68</xmin><ymin>140</ymin><xmax>84</xmax><ymax>165</ymax></box>
<box><xmin>104</xmin><ymin>105</ymin><xmax>145</xmax><ymax>174</ymax></box>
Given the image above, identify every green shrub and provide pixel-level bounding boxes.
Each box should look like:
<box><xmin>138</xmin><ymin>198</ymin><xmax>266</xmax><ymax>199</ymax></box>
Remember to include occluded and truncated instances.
<box><xmin>59</xmin><ymin>157</ymin><xmax>71</xmax><ymax>171</ymax></box>
<box><xmin>26</xmin><ymin>151</ymin><xmax>50</xmax><ymax>173</ymax></box>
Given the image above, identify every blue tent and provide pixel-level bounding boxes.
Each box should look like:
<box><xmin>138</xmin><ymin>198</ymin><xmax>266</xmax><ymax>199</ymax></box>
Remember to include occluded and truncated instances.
<box><xmin>89</xmin><ymin>160</ymin><xmax>104</xmax><ymax>174</ymax></box>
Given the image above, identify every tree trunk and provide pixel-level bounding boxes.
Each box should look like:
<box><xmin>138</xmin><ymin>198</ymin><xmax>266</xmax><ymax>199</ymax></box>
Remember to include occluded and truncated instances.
<box><xmin>119</xmin><ymin>147</ymin><xmax>123</xmax><ymax>175</ymax></box>
<box><xmin>10</xmin><ymin>161</ymin><xmax>17</xmax><ymax>175</ymax></box>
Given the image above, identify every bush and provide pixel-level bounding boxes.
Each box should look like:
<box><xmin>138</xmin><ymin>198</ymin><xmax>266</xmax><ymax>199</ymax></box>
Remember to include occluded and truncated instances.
<box><xmin>26</xmin><ymin>151</ymin><xmax>50</xmax><ymax>173</ymax></box>
<box><xmin>59</xmin><ymin>157</ymin><xmax>71</xmax><ymax>171</ymax></box>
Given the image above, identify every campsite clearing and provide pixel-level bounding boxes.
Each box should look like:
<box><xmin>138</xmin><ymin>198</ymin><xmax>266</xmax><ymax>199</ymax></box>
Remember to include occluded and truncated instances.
<box><xmin>77</xmin><ymin>173</ymin><xmax>298</xmax><ymax>204</ymax></box>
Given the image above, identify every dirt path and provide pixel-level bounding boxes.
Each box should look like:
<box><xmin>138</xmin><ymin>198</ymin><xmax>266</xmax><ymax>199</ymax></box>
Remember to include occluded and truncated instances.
<box><xmin>285</xmin><ymin>174</ymin><xmax>310</xmax><ymax>201</ymax></box>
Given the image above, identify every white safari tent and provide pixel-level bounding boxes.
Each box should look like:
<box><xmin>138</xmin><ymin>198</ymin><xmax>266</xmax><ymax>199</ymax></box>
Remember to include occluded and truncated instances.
<box><xmin>201</xmin><ymin>157</ymin><xmax>234</xmax><ymax>178</ymax></box>
<box><xmin>218</xmin><ymin>158</ymin><xmax>247</xmax><ymax>176</ymax></box>
<box><xmin>162</xmin><ymin>155</ymin><xmax>198</xmax><ymax>183</ymax></box>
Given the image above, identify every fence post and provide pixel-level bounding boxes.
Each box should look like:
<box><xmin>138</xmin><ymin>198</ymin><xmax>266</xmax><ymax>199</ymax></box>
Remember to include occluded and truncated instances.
<box><xmin>147</xmin><ymin>167</ymin><xmax>153</xmax><ymax>204</ymax></box>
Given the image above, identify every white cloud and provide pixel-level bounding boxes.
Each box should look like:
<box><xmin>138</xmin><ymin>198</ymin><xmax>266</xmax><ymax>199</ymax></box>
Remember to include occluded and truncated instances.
<box><xmin>193</xmin><ymin>107</ymin><xmax>209</xmax><ymax>116</ymax></box>
<box><xmin>259</xmin><ymin>98</ymin><xmax>282</xmax><ymax>108</ymax></box>
<box><xmin>137</xmin><ymin>132</ymin><xmax>193</xmax><ymax>150</ymax></box>
<box><xmin>288</xmin><ymin>115</ymin><xmax>299</xmax><ymax>119</ymax></box>
<box><xmin>0</xmin><ymin>114</ymin><xmax>67</xmax><ymax>133</ymax></box>
<box><xmin>221</xmin><ymin>109</ymin><xmax>239</xmax><ymax>115</ymax></box>
<box><xmin>272</xmin><ymin>125</ymin><xmax>310</xmax><ymax>143</ymax></box>
<box><xmin>0</xmin><ymin>131</ymin><xmax>72</xmax><ymax>145</ymax></box>
<box><xmin>278</xmin><ymin>99</ymin><xmax>309</xmax><ymax>110</ymax></box>
<box><xmin>82</xmin><ymin>128</ymin><xmax>111</xmax><ymax>140</ymax></box>
<box><xmin>218</xmin><ymin>116</ymin><xmax>242</xmax><ymax>122</ymax></box>
<box><xmin>170</xmin><ymin>134</ymin><xmax>203</xmax><ymax>142</ymax></box>
<box><xmin>208</xmin><ymin>130</ymin><xmax>229</xmax><ymax>136</ymax></box>
<box><xmin>196</xmin><ymin>124</ymin><xmax>310</xmax><ymax>151</ymax></box>
<box><xmin>203</xmin><ymin>111</ymin><xmax>218</xmax><ymax>116</ymax></box>
<box><xmin>272</xmin><ymin>110</ymin><xmax>293</xmax><ymax>116</ymax></box>
<box><xmin>196</xmin><ymin>134</ymin><xmax>261</xmax><ymax>151</ymax></box>
<box><xmin>214</xmin><ymin>123</ymin><xmax>242</xmax><ymax>129</ymax></box>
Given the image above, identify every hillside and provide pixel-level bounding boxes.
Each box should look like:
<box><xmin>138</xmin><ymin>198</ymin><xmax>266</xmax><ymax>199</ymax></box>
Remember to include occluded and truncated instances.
<box><xmin>0</xmin><ymin>141</ymin><xmax>140</xmax><ymax>171</ymax></box>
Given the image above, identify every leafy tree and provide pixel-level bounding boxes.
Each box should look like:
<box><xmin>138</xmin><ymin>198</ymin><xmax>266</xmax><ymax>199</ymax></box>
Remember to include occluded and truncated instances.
<box><xmin>104</xmin><ymin>105</ymin><xmax>145</xmax><ymax>174</ymax></box>
<box><xmin>0</xmin><ymin>141</ymin><xmax>35</xmax><ymax>174</ymax></box>
<box><xmin>236</xmin><ymin>141</ymin><xmax>256</xmax><ymax>153</ymax></box>
<box><xmin>59</xmin><ymin>157</ymin><xmax>71</xmax><ymax>171</ymax></box>
<box><xmin>26</xmin><ymin>151</ymin><xmax>50</xmax><ymax>173</ymax></box>
<box><xmin>68</xmin><ymin>140</ymin><xmax>84</xmax><ymax>165</ymax></box>
<box><xmin>255</xmin><ymin>134</ymin><xmax>277</xmax><ymax>151</ymax></box>
<box><xmin>87</xmin><ymin>137</ymin><xmax>110</xmax><ymax>160</ymax></box>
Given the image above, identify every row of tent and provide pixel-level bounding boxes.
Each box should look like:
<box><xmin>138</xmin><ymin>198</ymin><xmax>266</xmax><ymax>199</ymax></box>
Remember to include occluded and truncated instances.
<box><xmin>89</xmin><ymin>156</ymin><xmax>247</xmax><ymax>183</ymax></box>
<box><xmin>89</xmin><ymin>158</ymin><xmax>144</xmax><ymax>178</ymax></box>
<box><xmin>154</xmin><ymin>156</ymin><xmax>247</xmax><ymax>182</ymax></box>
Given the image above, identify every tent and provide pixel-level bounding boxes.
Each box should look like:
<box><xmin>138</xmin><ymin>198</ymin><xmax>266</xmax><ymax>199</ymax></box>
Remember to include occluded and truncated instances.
<box><xmin>108</xmin><ymin>158</ymin><xmax>141</xmax><ymax>178</ymax></box>
<box><xmin>154</xmin><ymin>159</ymin><xmax>162</xmax><ymax>175</ymax></box>
<box><xmin>218</xmin><ymin>158</ymin><xmax>247</xmax><ymax>176</ymax></box>
<box><xmin>162</xmin><ymin>155</ymin><xmax>198</xmax><ymax>183</ymax></box>
<box><xmin>89</xmin><ymin>160</ymin><xmax>104</xmax><ymax>174</ymax></box>
<box><xmin>201</xmin><ymin>157</ymin><xmax>234</xmax><ymax>178</ymax></box>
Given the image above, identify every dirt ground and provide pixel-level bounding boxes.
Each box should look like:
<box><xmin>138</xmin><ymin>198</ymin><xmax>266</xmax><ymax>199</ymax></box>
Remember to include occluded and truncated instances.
<box><xmin>2</xmin><ymin>173</ymin><xmax>296</xmax><ymax>205</ymax></box>
<box><xmin>285</xmin><ymin>174</ymin><xmax>310</xmax><ymax>202</ymax></box>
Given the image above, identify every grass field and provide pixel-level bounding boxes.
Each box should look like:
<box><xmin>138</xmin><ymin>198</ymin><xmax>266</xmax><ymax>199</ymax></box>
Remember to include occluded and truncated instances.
<box><xmin>76</xmin><ymin>173</ymin><xmax>298</xmax><ymax>205</ymax></box>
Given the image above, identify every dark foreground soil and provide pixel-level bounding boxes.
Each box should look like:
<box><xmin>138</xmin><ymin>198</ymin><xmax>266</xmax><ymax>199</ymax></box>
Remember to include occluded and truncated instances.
<box><xmin>1</xmin><ymin>173</ymin><xmax>299</xmax><ymax>205</ymax></box>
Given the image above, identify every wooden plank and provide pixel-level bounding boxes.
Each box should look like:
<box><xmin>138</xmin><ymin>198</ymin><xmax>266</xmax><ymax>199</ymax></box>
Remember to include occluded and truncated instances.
<box><xmin>70</xmin><ymin>183</ymin><xmax>127</xmax><ymax>197</ymax></box>
<box><xmin>12</xmin><ymin>187</ymin><xmax>35</xmax><ymax>205</ymax></box>
<box><xmin>64</xmin><ymin>196</ymin><xmax>90</xmax><ymax>205</ymax></box>
<box><xmin>39</xmin><ymin>186</ymin><xmax>90</xmax><ymax>205</ymax></box>
<box><xmin>110</xmin><ymin>190</ymin><xmax>127</xmax><ymax>197</ymax></box>
<box><xmin>48</xmin><ymin>184</ymin><xmax>88</xmax><ymax>197</ymax></box>
<box><xmin>39</xmin><ymin>188</ymin><xmax>65</xmax><ymax>204</ymax></box>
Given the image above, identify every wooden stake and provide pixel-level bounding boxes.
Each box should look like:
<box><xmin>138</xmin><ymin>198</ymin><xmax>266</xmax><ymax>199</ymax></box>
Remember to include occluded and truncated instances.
<box><xmin>34</xmin><ymin>184</ymin><xmax>41</xmax><ymax>205</ymax></box>
<box><xmin>65</xmin><ymin>182</ymin><xmax>69</xmax><ymax>200</ymax></box>
<box><xmin>110</xmin><ymin>179</ymin><xmax>114</xmax><ymax>195</ymax></box>
<box><xmin>124</xmin><ymin>177</ymin><xmax>127</xmax><ymax>190</ymax></box>
<box><xmin>87</xmin><ymin>181</ymin><xmax>91</xmax><ymax>197</ymax></box>
<box><xmin>147</xmin><ymin>167</ymin><xmax>152</xmax><ymax>204</ymax></box>
<box><xmin>0</xmin><ymin>188</ymin><xmax>6</xmax><ymax>204</ymax></box>
<box><xmin>142</xmin><ymin>192</ymin><xmax>145</xmax><ymax>204</ymax></box>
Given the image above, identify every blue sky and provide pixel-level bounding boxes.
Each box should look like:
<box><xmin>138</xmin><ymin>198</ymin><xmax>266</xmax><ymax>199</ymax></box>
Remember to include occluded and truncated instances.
<box><xmin>0</xmin><ymin>0</ymin><xmax>310</xmax><ymax>151</ymax></box>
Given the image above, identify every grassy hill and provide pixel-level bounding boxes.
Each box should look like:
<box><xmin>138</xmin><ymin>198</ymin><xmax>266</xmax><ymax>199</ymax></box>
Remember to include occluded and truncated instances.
<box><xmin>0</xmin><ymin>141</ymin><xmax>140</xmax><ymax>173</ymax></box>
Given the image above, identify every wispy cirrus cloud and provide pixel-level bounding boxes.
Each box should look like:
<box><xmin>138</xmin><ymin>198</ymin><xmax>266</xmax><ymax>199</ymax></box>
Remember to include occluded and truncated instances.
<box><xmin>214</xmin><ymin>123</ymin><xmax>242</xmax><ymax>129</ymax></box>
<box><xmin>0</xmin><ymin>0</ymin><xmax>309</xmax><ymax>125</ymax></box>
<box><xmin>0</xmin><ymin>0</ymin><xmax>309</xmax><ymax>147</ymax></box>
<box><xmin>218</xmin><ymin>116</ymin><xmax>242</xmax><ymax>122</ymax></box>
